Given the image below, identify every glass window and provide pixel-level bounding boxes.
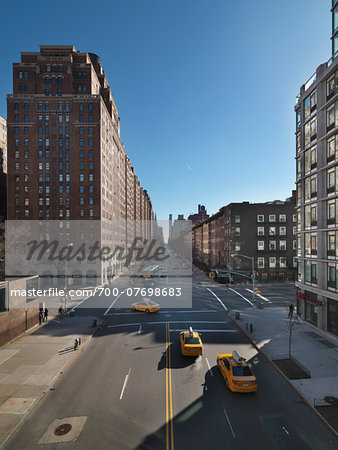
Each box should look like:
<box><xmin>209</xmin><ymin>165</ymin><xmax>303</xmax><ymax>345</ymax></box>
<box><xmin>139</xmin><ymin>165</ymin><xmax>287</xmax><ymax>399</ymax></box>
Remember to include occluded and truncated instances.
<box><xmin>296</xmin><ymin>109</ymin><xmax>301</xmax><ymax>128</ymax></box>
<box><xmin>269</xmin><ymin>226</ymin><xmax>276</xmax><ymax>235</ymax></box>
<box><xmin>280</xmin><ymin>257</ymin><xmax>286</xmax><ymax>268</ymax></box>
<box><xmin>327</xmin><ymin>75</ymin><xmax>335</xmax><ymax>98</ymax></box>
<box><xmin>257</xmin><ymin>227</ymin><xmax>264</xmax><ymax>236</ymax></box>
<box><xmin>296</xmin><ymin>133</ymin><xmax>301</xmax><ymax>154</ymax></box>
<box><xmin>327</xmin><ymin>103</ymin><xmax>336</xmax><ymax>128</ymax></box>
<box><xmin>334</xmin><ymin>4</ymin><xmax>338</xmax><ymax>33</ymax></box>
<box><xmin>235</xmin><ymin>215</ymin><xmax>240</xmax><ymax>223</ymax></box>
<box><xmin>279</xmin><ymin>214</ymin><xmax>286</xmax><ymax>222</ymax></box>
<box><xmin>310</xmin><ymin>117</ymin><xmax>317</xmax><ymax>139</ymax></box>
<box><xmin>257</xmin><ymin>241</ymin><xmax>264</xmax><ymax>250</ymax></box>
<box><xmin>257</xmin><ymin>257</ymin><xmax>264</xmax><ymax>268</ymax></box>
<box><xmin>305</xmin><ymin>121</ymin><xmax>311</xmax><ymax>146</ymax></box>
<box><xmin>304</xmin><ymin>95</ymin><xmax>311</xmax><ymax>119</ymax></box>
<box><xmin>269</xmin><ymin>241</ymin><xmax>276</xmax><ymax>250</ymax></box>
<box><xmin>257</xmin><ymin>215</ymin><xmax>264</xmax><ymax>222</ymax></box>
<box><xmin>296</xmin><ymin>158</ymin><xmax>301</xmax><ymax>179</ymax></box>
<box><xmin>305</xmin><ymin>177</ymin><xmax>311</xmax><ymax>201</ymax></box>
<box><xmin>269</xmin><ymin>214</ymin><xmax>276</xmax><ymax>222</ymax></box>
<box><xmin>280</xmin><ymin>226</ymin><xmax>286</xmax><ymax>235</ymax></box>
<box><xmin>269</xmin><ymin>257</ymin><xmax>276</xmax><ymax>268</ymax></box>
<box><xmin>280</xmin><ymin>240</ymin><xmax>286</xmax><ymax>250</ymax></box>
<box><xmin>305</xmin><ymin>205</ymin><xmax>311</xmax><ymax>228</ymax></box>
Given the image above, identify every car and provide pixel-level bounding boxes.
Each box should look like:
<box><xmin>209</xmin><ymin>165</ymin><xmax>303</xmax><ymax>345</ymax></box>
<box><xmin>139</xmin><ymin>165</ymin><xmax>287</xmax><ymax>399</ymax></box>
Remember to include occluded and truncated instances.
<box><xmin>179</xmin><ymin>327</ymin><xmax>203</xmax><ymax>356</ymax></box>
<box><xmin>131</xmin><ymin>298</ymin><xmax>160</xmax><ymax>313</ymax></box>
<box><xmin>217</xmin><ymin>351</ymin><xmax>257</xmax><ymax>393</ymax></box>
<box><xmin>172</xmin><ymin>264</ymin><xmax>179</xmax><ymax>269</ymax></box>
<box><xmin>160</xmin><ymin>270</ymin><xmax>168</xmax><ymax>278</ymax></box>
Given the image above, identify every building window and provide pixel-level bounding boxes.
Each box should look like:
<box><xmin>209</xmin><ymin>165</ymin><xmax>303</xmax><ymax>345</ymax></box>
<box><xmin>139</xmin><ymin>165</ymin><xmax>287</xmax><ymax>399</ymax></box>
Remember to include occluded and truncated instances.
<box><xmin>234</xmin><ymin>215</ymin><xmax>240</xmax><ymax>223</ymax></box>
<box><xmin>79</xmin><ymin>127</ymin><xmax>84</xmax><ymax>135</ymax></box>
<box><xmin>269</xmin><ymin>241</ymin><xmax>276</xmax><ymax>250</ymax></box>
<box><xmin>296</xmin><ymin>132</ymin><xmax>301</xmax><ymax>154</ymax></box>
<box><xmin>296</xmin><ymin>158</ymin><xmax>301</xmax><ymax>179</ymax></box>
<box><xmin>304</xmin><ymin>177</ymin><xmax>311</xmax><ymax>201</ymax></box>
<box><xmin>280</xmin><ymin>257</ymin><xmax>286</xmax><ymax>268</ymax></box>
<box><xmin>235</xmin><ymin>242</ymin><xmax>240</xmax><ymax>251</ymax></box>
<box><xmin>257</xmin><ymin>215</ymin><xmax>264</xmax><ymax>223</ymax></box>
<box><xmin>257</xmin><ymin>241</ymin><xmax>264</xmax><ymax>251</ymax></box>
<box><xmin>293</xmin><ymin>240</ymin><xmax>297</xmax><ymax>250</ymax></box>
<box><xmin>279</xmin><ymin>226</ymin><xmax>286</xmax><ymax>235</ymax></box>
<box><xmin>234</xmin><ymin>227</ymin><xmax>240</xmax><ymax>236</ymax></box>
<box><xmin>269</xmin><ymin>226</ymin><xmax>276</xmax><ymax>236</ymax></box>
<box><xmin>279</xmin><ymin>240</ymin><xmax>287</xmax><ymax>250</ymax></box>
<box><xmin>304</xmin><ymin>93</ymin><xmax>312</xmax><ymax>119</ymax></box>
<box><xmin>327</xmin><ymin>264</ymin><xmax>337</xmax><ymax>290</ymax></box>
<box><xmin>328</xmin><ymin>231</ymin><xmax>338</xmax><ymax>257</ymax></box>
<box><xmin>269</xmin><ymin>214</ymin><xmax>276</xmax><ymax>222</ymax></box>
<box><xmin>327</xmin><ymin>74</ymin><xmax>336</xmax><ymax>99</ymax></box>
<box><xmin>269</xmin><ymin>257</ymin><xmax>276</xmax><ymax>268</ymax></box>
<box><xmin>296</xmin><ymin>108</ymin><xmax>301</xmax><ymax>128</ymax></box>
<box><xmin>257</xmin><ymin>227</ymin><xmax>264</xmax><ymax>236</ymax></box>
<box><xmin>327</xmin><ymin>167</ymin><xmax>338</xmax><ymax>193</ymax></box>
<box><xmin>256</xmin><ymin>257</ymin><xmax>264</xmax><ymax>268</ymax></box>
<box><xmin>279</xmin><ymin>214</ymin><xmax>286</xmax><ymax>222</ymax></box>
<box><xmin>327</xmin><ymin>103</ymin><xmax>337</xmax><ymax>130</ymax></box>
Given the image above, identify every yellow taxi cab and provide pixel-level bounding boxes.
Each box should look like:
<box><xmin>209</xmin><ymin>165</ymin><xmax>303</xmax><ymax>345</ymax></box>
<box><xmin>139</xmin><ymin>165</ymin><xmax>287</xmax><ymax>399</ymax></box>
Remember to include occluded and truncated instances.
<box><xmin>217</xmin><ymin>351</ymin><xmax>257</xmax><ymax>393</ymax></box>
<box><xmin>131</xmin><ymin>298</ymin><xmax>160</xmax><ymax>313</ymax></box>
<box><xmin>172</xmin><ymin>264</ymin><xmax>179</xmax><ymax>269</ymax></box>
<box><xmin>179</xmin><ymin>327</ymin><xmax>203</xmax><ymax>356</ymax></box>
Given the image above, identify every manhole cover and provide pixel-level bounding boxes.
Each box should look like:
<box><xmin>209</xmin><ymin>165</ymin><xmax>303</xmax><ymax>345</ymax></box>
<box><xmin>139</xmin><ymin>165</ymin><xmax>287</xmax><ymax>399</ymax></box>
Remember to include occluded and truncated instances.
<box><xmin>54</xmin><ymin>423</ymin><xmax>72</xmax><ymax>436</ymax></box>
<box><xmin>324</xmin><ymin>396</ymin><xmax>338</xmax><ymax>405</ymax></box>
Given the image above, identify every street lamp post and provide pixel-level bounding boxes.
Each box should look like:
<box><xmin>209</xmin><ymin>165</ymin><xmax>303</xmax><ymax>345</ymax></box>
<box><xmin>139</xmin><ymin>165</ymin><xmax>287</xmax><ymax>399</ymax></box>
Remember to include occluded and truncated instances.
<box><xmin>231</xmin><ymin>253</ymin><xmax>256</xmax><ymax>305</ymax></box>
<box><xmin>64</xmin><ymin>242</ymin><xmax>73</xmax><ymax>314</ymax></box>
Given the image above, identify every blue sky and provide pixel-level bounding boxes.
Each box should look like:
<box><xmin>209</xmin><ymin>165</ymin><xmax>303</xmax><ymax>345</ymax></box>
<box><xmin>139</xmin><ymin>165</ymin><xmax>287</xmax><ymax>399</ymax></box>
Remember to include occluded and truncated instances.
<box><xmin>0</xmin><ymin>0</ymin><xmax>332</xmax><ymax>220</ymax></box>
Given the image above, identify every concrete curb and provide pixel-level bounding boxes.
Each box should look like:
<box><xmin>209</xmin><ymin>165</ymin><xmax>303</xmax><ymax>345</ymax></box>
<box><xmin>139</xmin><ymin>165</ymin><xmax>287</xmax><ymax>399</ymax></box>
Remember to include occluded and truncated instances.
<box><xmin>227</xmin><ymin>312</ymin><xmax>338</xmax><ymax>440</ymax></box>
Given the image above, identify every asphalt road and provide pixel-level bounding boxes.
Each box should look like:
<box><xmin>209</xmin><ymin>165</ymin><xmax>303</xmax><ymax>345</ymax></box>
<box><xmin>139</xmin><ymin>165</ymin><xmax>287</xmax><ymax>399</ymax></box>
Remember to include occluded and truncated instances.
<box><xmin>4</xmin><ymin>258</ymin><xmax>337</xmax><ymax>449</ymax></box>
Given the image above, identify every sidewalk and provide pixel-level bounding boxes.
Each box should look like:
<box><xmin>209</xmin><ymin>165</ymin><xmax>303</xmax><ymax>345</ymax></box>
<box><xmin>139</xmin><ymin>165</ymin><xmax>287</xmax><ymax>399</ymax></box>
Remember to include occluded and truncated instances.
<box><xmin>229</xmin><ymin>306</ymin><xmax>338</xmax><ymax>434</ymax></box>
<box><xmin>0</xmin><ymin>314</ymin><xmax>101</xmax><ymax>447</ymax></box>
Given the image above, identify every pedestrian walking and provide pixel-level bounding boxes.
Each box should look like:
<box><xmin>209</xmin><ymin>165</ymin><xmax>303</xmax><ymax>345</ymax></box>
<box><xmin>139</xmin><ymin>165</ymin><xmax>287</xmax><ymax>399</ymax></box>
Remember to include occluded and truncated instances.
<box><xmin>44</xmin><ymin>308</ymin><xmax>48</xmax><ymax>321</ymax></box>
<box><xmin>288</xmin><ymin>303</ymin><xmax>295</xmax><ymax>318</ymax></box>
<box><xmin>39</xmin><ymin>311</ymin><xmax>43</xmax><ymax>325</ymax></box>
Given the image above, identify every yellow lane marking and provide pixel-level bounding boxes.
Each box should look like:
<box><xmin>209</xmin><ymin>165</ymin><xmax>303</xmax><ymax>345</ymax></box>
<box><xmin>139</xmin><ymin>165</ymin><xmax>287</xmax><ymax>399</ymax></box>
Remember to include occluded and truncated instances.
<box><xmin>166</xmin><ymin>322</ymin><xmax>169</xmax><ymax>450</ymax></box>
<box><xmin>166</xmin><ymin>322</ymin><xmax>174</xmax><ymax>450</ymax></box>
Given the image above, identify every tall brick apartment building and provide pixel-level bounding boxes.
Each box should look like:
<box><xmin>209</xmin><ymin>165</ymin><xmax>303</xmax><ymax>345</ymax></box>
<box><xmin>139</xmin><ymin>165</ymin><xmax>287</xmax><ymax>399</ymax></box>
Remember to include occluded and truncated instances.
<box><xmin>6</xmin><ymin>45</ymin><xmax>153</xmax><ymax>282</ymax></box>
<box><xmin>192</xmin><ymin>193</ymin><xmax>296</xmax><ymax>283</ymax></box>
